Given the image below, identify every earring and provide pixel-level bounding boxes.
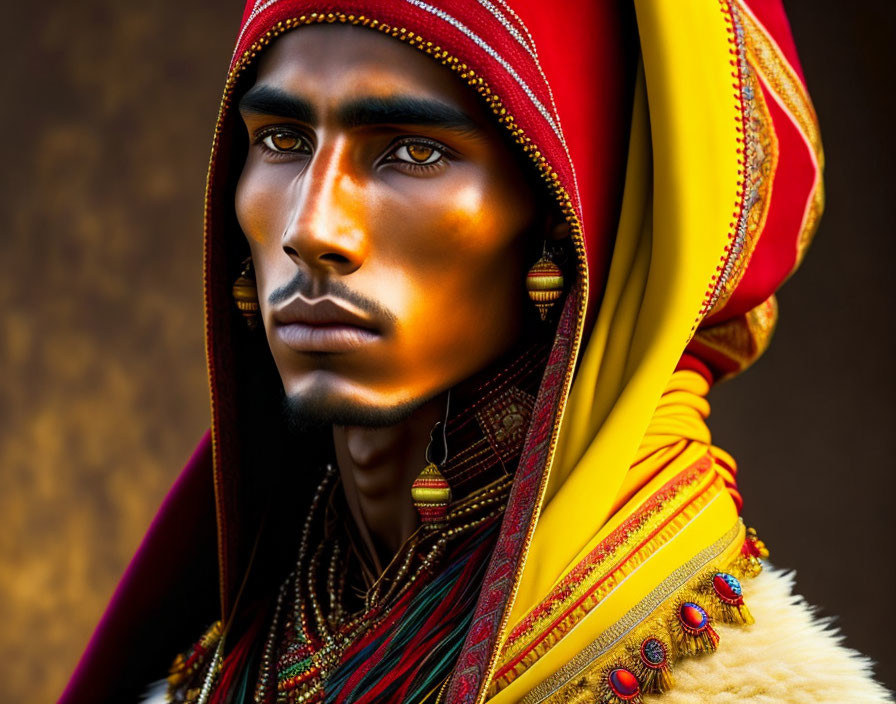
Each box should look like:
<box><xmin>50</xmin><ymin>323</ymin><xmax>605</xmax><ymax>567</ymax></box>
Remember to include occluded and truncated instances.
<box><xmin>526</xmin><ymin>243</ymin><xmax>564</xmax><ymax>321</ymax></box>
<box><xmin>411</xmin><ymin>392</ymin><xmax>453</xmax><ymax>527</ymax></box>
<box><xmin>232</xmin><ymin>257</ymin><xmax>260</xmax><ymax>329</ymax></box>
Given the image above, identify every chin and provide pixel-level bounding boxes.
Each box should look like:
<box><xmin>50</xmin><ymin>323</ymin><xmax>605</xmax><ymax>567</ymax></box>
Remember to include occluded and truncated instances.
<box><xmin>280</xmin><ymin>383</ymin><xmax>426</xmax><ymax>431</ymax></box>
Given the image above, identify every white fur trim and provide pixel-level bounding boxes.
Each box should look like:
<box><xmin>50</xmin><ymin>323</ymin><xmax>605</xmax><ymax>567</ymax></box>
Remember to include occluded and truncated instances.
<box><xmin>646</xmin><ymin>566</ymin><xmax>893</xmax><ymax>703</ymax></box>
<box><xmin>140</xmin><ymin>679</ymin><xmax>169</xmax><ymax>704</ymax></box>
<box><xmin>138</xmin><ymin>568</ymin><xmax>892</xmax><ymax>703</ymax></box>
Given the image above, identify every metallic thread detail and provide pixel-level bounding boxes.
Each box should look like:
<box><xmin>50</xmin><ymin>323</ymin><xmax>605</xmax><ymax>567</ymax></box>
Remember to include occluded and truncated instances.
<box><xmin>693</xmin><ymin>295</ymin><xmax>778</xmax><ymax>379</ymax></box>
<box><xmin>699</xmin><ymin>1</ymin><xmax>753</xmax><ymax>320</ymax></box>
<box><xmin>736</xmin><ymin>0</ymin><xmax>822</xmax><ymax>163</ymax></box>
<box><xmin>796</xmin><ymin>184</ymin><xmax>824</xmax><ymax>266</ymax></box>
<box><xmin>475</xmin><ymin>0</ymin><xmax>537</xmax><ymax>61</ymax></box>
<box><xmin>734</xmin><ymin>0</ymin><xmax>824</xmax><ymax>269</ymax></box>
<box><xmin>480</xmin><ymin>0</ymin><xmax>582</xmax><ymax>209</ymax></box>
<box><xmin>234</xmin><ymin>0</ymin><xmax>284</xmax><ymax>60</ymax></box>
<box><xmin>519</xmin><ymin>521</ymin><xmax>742</xmax><ymax>704</ymax></box>
<box><xmin>706</xmin><ymin>22</ymin><xmax>779</xmax><ymax>317</ymax></box>
<box><xmin>494</xmin><ymin>458</ymin><xmax>718</xmax><ymax>682</ymax></box>
<box><xmin>401</xmin><ymin>0</ymin><xmax>567</xmax><ymax>153</ymax></box>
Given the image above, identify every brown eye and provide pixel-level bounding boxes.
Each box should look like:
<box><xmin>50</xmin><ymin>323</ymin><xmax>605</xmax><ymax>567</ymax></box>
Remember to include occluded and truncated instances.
<box><xmin>261</xmin><ymin>131</ymin><xmax>307</xmax><ymax>153</ymax></box>
<box><xmin>394</xmin><ymin>143</ymin><xmax>443</xmax><ymax>165</ymax></box>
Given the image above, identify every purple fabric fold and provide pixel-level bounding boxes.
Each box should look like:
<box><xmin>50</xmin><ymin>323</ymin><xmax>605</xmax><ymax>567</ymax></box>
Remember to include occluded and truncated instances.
<box><xmin>59</xmin><ymin>431</ymin><xmax>217</xmax><ymax>704</ymax></box>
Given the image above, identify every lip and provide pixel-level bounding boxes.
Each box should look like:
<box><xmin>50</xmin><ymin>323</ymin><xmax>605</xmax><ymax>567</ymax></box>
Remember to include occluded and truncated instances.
<box><xmin>272</xmin><ymin>296</ymin><xmax>382</xmax><ymax>353</ymax></box>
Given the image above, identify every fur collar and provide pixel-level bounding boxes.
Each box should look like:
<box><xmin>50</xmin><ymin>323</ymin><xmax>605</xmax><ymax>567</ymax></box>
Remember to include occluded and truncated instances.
<box><xmin>647</xmin><ymin>566</ymin><xmax>892</xmax><ymax>703</ymax></box>
<box><xmin>140</xmin><ymin>566</ymin><xmax>893</xmax><ymax>703</ymax></box>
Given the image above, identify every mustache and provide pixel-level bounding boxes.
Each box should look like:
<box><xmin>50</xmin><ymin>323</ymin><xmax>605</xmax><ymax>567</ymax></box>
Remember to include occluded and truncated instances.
<box><xmin>268</xmin><ymin>270</ymin><xmax>397</xmax><ymax>325</ymax></box>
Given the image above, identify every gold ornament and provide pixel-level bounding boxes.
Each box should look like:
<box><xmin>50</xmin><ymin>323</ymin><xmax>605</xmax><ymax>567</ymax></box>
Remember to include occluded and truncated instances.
<box><xmin>412</xmin><ymin>394</ymin><xmax>453</xmax><ymax>527</ymax></box>
<box><xmin>525</xmin><ymin>250</ymin><xmax>564</xmax><ymax>321</ymax></box>
<box><xmin>232</xmin><ymin>257</ymin><xmax>259</xmax><ymax>329</ymax></box>
<box><xmin>411</xmin><ymin>462</ymin><xmax>453</xmax><ymax>526</ymax></box>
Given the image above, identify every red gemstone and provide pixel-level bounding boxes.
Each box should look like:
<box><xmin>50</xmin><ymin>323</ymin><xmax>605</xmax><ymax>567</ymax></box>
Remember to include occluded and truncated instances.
<box><xmin>678</xmin><ymin>602</ymin><xmax>709</xmax><ymax>633</ymax></box>
<box><xmin>608</xmin><ymin>668</ymin><xmax>640</xmax><ymax>700</ymax></box>
<box><xmin>712</xmin><ymin>573</ymin><xmax>744</xmax><ymax>605</ymax></box>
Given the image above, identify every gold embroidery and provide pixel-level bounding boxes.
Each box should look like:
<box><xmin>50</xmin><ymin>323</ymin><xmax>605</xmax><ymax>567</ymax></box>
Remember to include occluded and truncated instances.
<box><xmin>735</xmin><ymin>1</ymin><xmax>824</xmax><ymax>270</ymax></box>
<box><xmin>491</xmin><ymin>461</ymin><xmax>725</xmax><ymax>692</ymax></box>
<box><xmin>796</xmin><ymin>181</ymin><xmax>825</xmax><ymax>266</ymax></box>
<box><xmin>694</xmin><ymin>296</ymin><xmax>778</xmax><ymax>378</ymax></box>
<box><xmin>737</xmin><ymin>1</ymin><xmax>822</xmax><ymax>165</ymax></box>
<box><xmin>708</xmin><ymin>48</ymin><xmax>780</xmax><ymax>316</ymax></box>
<box><xmin>518</xmin><ymin>522</ymin><xmax>748</xmax><ymax>703</ymax></box>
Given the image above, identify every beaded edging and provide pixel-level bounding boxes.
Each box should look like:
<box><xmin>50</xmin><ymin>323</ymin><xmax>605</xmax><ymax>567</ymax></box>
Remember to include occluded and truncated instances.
<box><xmin>519</xmin><ymin>521</ymin><xmax>758</xmax><ymax>704</ymax></box>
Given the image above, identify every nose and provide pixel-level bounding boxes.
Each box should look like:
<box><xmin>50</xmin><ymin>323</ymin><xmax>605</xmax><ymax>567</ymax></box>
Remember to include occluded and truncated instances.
<box><xmin>281</xmin><ymin>139</ymin><xmax>368</xmax><ymax>276</ymax></box>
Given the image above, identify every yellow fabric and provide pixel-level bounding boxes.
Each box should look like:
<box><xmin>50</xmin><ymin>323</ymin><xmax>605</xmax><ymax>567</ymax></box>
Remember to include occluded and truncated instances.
<box><xmin>487</xmin><ymin>2</ymin><xmax>749</xmax><ymax>699</ymax></box>
<box><xmin>489</xmin><ymin>371</ymin><xmax>741</xmax><ymax>700</ymax></box>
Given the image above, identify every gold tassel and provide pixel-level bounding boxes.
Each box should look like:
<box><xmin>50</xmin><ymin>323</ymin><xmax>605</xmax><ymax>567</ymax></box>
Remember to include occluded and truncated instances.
<box><xmin>735</xmin><ymin>526</ymin><xmax>769</xmax><ymax>578</ymax></box>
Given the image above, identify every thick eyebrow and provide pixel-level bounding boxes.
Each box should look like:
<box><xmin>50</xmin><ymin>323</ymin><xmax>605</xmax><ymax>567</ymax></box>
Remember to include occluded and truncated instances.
<box><xmin>238</xmin><ymin>85</ymin><xmax>317</xmax><ymax>123</ymax></box>
<box><xmin>337</xmin><ymin>96</ymin><xmax>478</xmax><ymax>131</ymax></box>
<box><xmin>238</xmin><ymin>85</ymin><xmax>477</xmax><ymax>133</ymax></box>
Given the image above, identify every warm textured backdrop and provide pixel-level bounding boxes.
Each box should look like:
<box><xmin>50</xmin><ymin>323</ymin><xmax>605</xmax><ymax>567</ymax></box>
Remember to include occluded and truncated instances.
<box><xmin>1</xmin><ymin>2</ymin><xmax>893</xmax><ymax>703</ymax></box>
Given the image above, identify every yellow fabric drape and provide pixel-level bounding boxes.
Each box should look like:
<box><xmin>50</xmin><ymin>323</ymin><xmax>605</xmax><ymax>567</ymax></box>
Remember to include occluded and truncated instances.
<box><xmin>488</xmin><ymin>2</ymin><xmax>748</xmax><ymax>699</ymax></box>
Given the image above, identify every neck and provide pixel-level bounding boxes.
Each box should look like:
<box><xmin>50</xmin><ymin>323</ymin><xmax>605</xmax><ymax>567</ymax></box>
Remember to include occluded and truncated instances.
<box><xmin>333</xmin><ymin>394</ymin><xmax>446</xmax><ymax>575</ymax></box>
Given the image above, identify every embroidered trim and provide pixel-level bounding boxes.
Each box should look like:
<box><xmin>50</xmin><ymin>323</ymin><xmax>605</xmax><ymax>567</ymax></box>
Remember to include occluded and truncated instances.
<box><xmin>734</xmin><ymin>0</ymin><xmax>824</xmax><ymax>271</ymax></box>
<box><xmin>475</xmin><ymin>0</ymin><xmax>536</xmax><ymax>55</ymax></box>
<box><xmin>470</xmin><ymin>0</ymin><xmax>583</xmax><ymax>208</ymax></box>
<box><xmin>735</xmin><ymin>0</ymin><xmax>822</xmax><ymax>162</ymax></box>
<box><xmin>692</xmin><ymin>296</ymin><xmax>778</xmax><ymax>379</ymax></box>
<box><xmin>796</xmin><ymin>184</ymin><xmax>824</xmax><ymax>266</ymax></box>
<box><xmin>698</xmin><ymin>1</ymin><xmax>753</xmax><ymax>322</ymax></box>
<box><xmin>401</xmin><ymin>1</ymin><xmax>563</xmax><ymax>145</ymax></box>
<box><xmin>706</xmin><ymin>11</ymin><xmax>780</xmax><ymax>316</ymax></box>
<box><xmin>493</xmin><ymin>457</ymin><xmax>721</xmax><ymax>688</ymax></box>
<box><xmin>519</xmin><ymin>521</ymin><xmax>744</xmax><ymax>704</ymax></box>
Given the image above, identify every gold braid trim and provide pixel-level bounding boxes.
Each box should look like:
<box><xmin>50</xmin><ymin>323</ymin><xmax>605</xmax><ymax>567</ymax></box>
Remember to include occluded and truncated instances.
<box><xmin>517</xmin><ymin>522</ymin><xmax>765</xmax><ymax>704</ymax></box>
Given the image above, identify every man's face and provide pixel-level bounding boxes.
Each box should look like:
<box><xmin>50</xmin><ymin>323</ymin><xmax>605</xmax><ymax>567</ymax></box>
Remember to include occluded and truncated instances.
<box><xmin>236</xmin><ymin>25</ymin><xmax>539</xmax><ymax>426</ymax></box>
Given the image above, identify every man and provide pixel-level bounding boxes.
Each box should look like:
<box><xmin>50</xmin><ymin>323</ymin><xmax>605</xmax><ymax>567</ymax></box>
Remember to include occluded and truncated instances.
<box><xmin>62</xmin><ymin>1</ymin><xmax>892</xmax><ymax>703</ymax></box>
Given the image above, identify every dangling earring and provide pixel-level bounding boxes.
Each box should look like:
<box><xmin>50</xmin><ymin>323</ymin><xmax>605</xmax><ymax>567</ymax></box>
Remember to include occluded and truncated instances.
<box><xmin>232</xmin><ymin>256</ymin><xmax>260</xmax><ymax>329</ymax></box>
<box><xmin>411</xmin><ymin>391</ymin><xmax>453</xmax><ymax>528</ymax></box>
<box><xmin>525</xmin><ymin>242</ymin><xmax>565</xmax><ymax>321</ymax></box>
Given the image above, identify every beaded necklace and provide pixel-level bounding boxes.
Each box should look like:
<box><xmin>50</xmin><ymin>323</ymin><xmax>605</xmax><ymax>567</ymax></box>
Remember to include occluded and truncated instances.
<box><xmin>254</xmin><ymin>465</ymin><xmax>513</xmax><ymax>704</ymax></box>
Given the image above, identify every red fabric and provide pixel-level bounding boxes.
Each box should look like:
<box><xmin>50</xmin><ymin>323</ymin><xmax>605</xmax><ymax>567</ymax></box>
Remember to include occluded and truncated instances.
<box><xmin>703</xmin><ymin>76</ymin><xmax>818</xmax><ymax>325</ymax></box>
<box><xmin>742</xmin><ymin>0</ymin><xmax>807</xmax><ymax>81</ymax></box>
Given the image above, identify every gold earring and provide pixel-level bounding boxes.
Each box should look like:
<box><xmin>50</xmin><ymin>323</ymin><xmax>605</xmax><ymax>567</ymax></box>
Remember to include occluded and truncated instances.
<box><xmin>411</xmin><ymin>392</ymin><xmax>452</xmax><ymax>527</ymax></box>
<box><xmin>232</xmin><ymin>257</ymin><xmax>260</xmax><ymax>329</ymax></box>
<box><xmin>525</xmin><ymin>243</ymin><xmax>565</xmax><ymax>321</ymax></box>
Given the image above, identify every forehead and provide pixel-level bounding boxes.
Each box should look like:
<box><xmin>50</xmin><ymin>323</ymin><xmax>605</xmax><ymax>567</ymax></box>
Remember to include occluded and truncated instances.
<box><xmin>254</xmin><ymin>25</ymin><xmax>484</xmax><ymax>117</ymax></box>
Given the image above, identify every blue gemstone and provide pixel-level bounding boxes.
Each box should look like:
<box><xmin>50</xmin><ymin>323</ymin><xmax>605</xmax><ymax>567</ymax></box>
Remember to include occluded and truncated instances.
<box><xmin>641</xmin><ymin>637</ymin><xmax>666</xmax><ymax>666</ymax></box>
<box><xmin>713</xmin><ymin>572</ymin><xmax>743</xmax><ymax>598</ymax></box>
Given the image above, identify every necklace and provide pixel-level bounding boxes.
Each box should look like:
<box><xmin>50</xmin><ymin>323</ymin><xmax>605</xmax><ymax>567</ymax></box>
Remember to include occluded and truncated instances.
<box><xmin>254</xmin><ymin>465</ymin><xmax>512</xmax><ymax>704</ymax></box>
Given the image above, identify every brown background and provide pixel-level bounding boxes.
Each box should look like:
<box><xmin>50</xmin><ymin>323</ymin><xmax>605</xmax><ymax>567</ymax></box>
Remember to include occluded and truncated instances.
<box><xmin>0</xmin><ymin>1</ymin><xmax>892</xmax><ymax>702</ymax></box>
